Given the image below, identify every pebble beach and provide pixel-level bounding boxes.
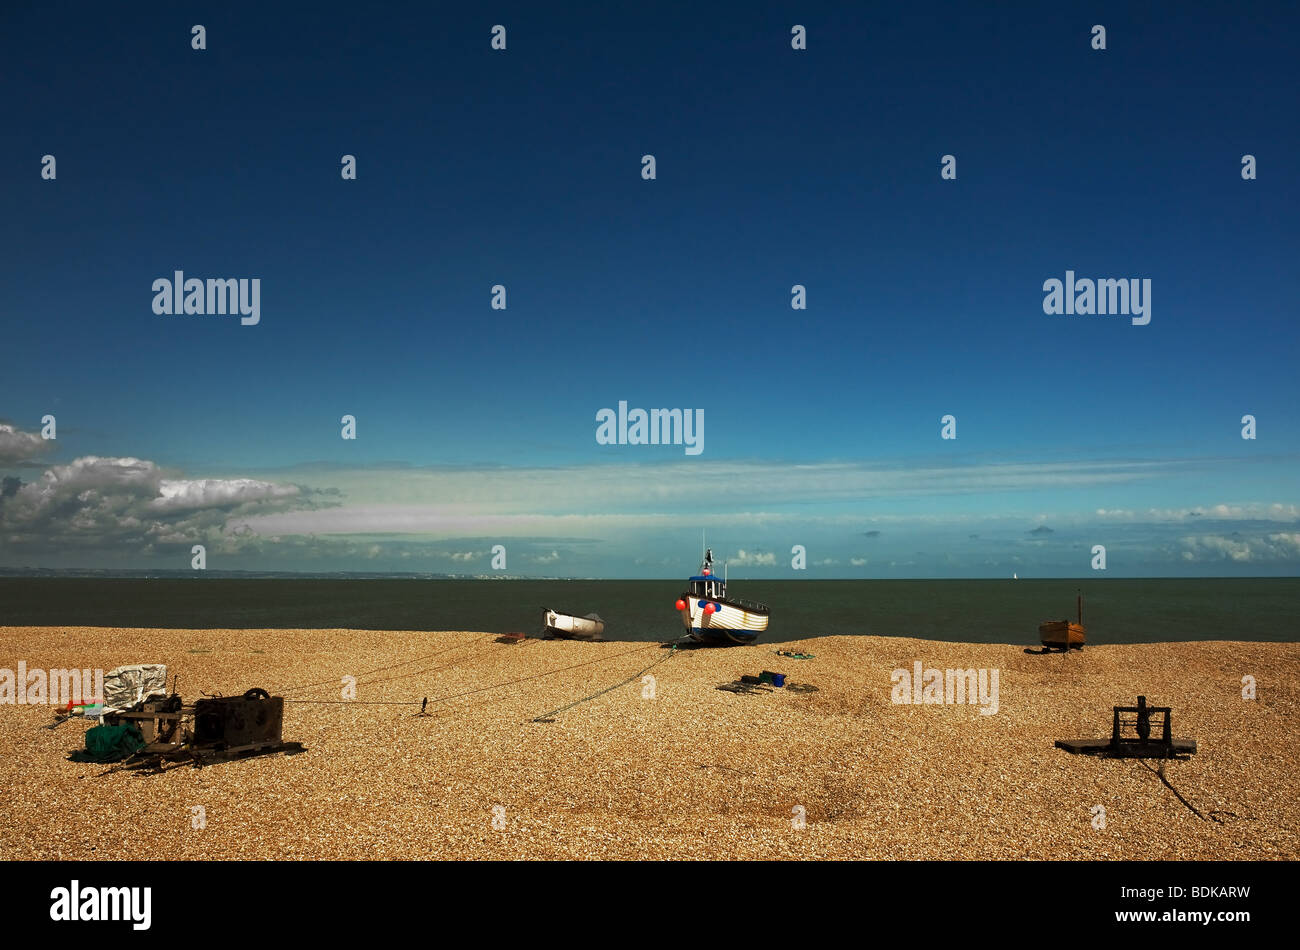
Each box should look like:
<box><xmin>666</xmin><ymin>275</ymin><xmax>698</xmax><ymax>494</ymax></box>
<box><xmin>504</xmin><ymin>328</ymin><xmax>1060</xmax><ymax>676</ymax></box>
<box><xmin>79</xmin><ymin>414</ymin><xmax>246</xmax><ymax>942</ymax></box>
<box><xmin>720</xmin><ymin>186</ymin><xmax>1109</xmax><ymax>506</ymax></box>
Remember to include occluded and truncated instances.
<box><xmin>1</xmin><ymin>626</ymin><xmax>1296</xmax><ymax>860</ymax></box>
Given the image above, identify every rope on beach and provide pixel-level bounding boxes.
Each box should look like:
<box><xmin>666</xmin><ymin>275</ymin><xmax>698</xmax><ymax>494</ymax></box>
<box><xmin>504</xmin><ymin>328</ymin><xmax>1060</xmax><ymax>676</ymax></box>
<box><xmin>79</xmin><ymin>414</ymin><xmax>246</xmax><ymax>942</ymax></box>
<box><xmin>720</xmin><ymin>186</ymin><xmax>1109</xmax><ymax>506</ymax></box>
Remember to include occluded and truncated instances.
<box><xmin>284</xmin><ymin>698</ymin><xmax>421</xmax><ymax>706</ymax></box>
<box><xmin>277</xmin><ymin>634</ymin><xmax>497</xmax><ymax>695</ymax></box>
<box><xmin>531</xmin><ymin>644</ymin><xmax>680</xmax><ymax>723</ymax></box>
<box><xmin>341</xmin><ymin>639</ymin><xmax>506</xmax><ymax>690</ymax></box>
<box><xmin>284</xmin><ymin>643</ymin><xmax>667</xmax><ymax>713</ymax></box>
<box><xmin>1137</xmin><ymin>759</ymin><xmax>1208</xmax><ymax>821</ymax></box>
<box><xmin>421</xmin><ymin>643</ymin><xmax>660</xmax><ymax>709</ymax></box>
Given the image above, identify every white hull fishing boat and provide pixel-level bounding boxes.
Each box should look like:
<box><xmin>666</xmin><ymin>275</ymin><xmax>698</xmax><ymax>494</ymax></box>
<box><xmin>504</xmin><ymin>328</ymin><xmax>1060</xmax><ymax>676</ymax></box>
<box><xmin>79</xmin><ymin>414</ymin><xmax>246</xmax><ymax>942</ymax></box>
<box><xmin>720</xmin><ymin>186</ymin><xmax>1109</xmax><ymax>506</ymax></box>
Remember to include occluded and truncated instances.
<box><xmin>675</xmin><ymin>548</ymin><xmax>770</xmax><ymax>645</ymax></box>
<box><xmin>543</xmin><ymin>608</ymin><xmax>606</xmax><ymax>641</ymax></box>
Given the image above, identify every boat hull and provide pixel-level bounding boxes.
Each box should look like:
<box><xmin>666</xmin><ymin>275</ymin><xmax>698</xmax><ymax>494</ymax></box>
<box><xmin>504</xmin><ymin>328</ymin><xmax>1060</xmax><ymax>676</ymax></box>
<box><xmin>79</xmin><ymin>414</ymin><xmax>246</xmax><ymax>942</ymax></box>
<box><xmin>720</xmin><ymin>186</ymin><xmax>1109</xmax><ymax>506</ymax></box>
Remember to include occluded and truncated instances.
<box><xmin>544</xmin><ymin>609</ymin><xmax>605</xmax><ymax>641</ymax></box>
<box><xmin>680</xmin><ymin>595</ymin><xmax>769</xmax><ymax>646</ymax></box>
<box><xmin>1039</xmin><ymin>621</ymin><xmax>1085</xmax><ymax>649</ymax></box>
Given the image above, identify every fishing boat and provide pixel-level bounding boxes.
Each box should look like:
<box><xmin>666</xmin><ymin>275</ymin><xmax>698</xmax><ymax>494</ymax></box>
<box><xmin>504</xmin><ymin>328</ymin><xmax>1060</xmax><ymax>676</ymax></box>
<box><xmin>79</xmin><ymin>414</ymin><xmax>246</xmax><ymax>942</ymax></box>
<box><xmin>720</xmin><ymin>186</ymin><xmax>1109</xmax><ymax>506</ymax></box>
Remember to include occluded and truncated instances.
<box><xmin>543</xmin><ymin>608</ymin><xmax>606</xmax><ymax>641</ymax></box>
<box><xmin>675</xmin><ymin>548</ymin><xmax>771</xmax><ymax>645</ymax></box>
<box><xmin>1039</xmin><ymin>592</ymin><xmax>1086</xmax><ymax>650</ymax></box>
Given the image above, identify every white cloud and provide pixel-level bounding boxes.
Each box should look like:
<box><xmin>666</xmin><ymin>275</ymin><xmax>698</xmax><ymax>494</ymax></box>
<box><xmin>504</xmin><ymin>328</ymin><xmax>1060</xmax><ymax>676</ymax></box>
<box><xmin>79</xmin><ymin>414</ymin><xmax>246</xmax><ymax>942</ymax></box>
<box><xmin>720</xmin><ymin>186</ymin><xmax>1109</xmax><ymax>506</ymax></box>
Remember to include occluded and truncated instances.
<box><xmin>150</xmin><ymin>477</ymin><xmax>300</xmax><ymax>513</ymax></box>
<box><xmin>1179</xmin><ymin>532</ymin><xmax>1300</xmax><ymax>563</ymax></box>
<box><xmin>1096</xmin><ymin>503</ymin><xmax>1300</xmax><ymax>522</ymax></box>
<box><xmin>0</xmin><ymin>423</ymin><xmax>47</xmax><ymax>464</ymax></box>
<box><xmin>0</xmin><ymin>455</ymin><xmax>311</xmax><ymax>553</ymax></box>
<box><xmin>728</xmin><ymin>549</ymin><xmax>777</xmax><ymax>566</ymax></box>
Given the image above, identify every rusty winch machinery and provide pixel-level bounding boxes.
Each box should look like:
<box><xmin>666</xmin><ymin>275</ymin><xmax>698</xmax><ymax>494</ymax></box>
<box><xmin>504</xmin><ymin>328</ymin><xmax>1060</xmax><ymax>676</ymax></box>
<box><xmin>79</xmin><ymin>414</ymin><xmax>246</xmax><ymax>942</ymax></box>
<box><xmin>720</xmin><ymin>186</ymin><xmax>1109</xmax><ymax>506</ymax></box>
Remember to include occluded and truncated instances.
<box><xmin>108</xmin><ymin>686</ymin><xmax>303</xmax><ymax>766</ymax></box>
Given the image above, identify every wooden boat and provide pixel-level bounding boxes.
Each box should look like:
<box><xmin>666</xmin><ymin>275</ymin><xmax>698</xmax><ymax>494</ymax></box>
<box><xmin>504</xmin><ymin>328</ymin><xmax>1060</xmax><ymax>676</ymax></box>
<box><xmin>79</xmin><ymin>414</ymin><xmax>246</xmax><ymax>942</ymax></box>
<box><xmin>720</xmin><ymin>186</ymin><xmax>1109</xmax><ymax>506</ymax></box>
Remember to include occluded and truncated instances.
<box><xmin>543</xmin><ymin>608</ymin><xmax>605</xmax><ymax>641</ymax></box>
<box><xmin>676</xmin><ymin>548</ymin><xmax>771</xmax><ymax>646</ymax></box>
<box><xmin>1039</xmin><ymin>592</ymin><xmax>1086</xmax><ymax>650</ymax></box>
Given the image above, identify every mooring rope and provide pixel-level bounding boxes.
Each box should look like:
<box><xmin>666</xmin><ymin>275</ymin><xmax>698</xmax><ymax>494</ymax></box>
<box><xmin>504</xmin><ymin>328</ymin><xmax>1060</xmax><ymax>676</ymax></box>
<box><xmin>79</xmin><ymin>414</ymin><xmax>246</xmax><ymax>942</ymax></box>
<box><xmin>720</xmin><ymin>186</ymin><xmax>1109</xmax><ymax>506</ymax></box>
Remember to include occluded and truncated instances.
<box><xmin>284</xmin><ymin>642</ymin><xmax>668</xmax><ymax>712</ymax></box>
<box><xmin>1137</xmin><ymin>759</ymin><xmax>1207</xmax><ymax>821</ymax></box>
<box><xmin>338</xmin><ymin>638</ymin><xmax>505</xmax><ymax>690</ymax></box>
<box><xmin>277</xmin><ymin>634</ymin><xmax>496</xmax><ymax>695</ymax></box>
<box><xmin>530</xmin><ymin>644</ymin><xmax>680</xmax><ymax>722</ymax></box>
<box><xmin>423</xmin><ymin>643</ymin><xmax>659</xmax><ymax>708</ymax></box>
<box><xmin>284</xmin><ymin>698</ymin><xmax>420</xmax><ymax>706</ymax></box>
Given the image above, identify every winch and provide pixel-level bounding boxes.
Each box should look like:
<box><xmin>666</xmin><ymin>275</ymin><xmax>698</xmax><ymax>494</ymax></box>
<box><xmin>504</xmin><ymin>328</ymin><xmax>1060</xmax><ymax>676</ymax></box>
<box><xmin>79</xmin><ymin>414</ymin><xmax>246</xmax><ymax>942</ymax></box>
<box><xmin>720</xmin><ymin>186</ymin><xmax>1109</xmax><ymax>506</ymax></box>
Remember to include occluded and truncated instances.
<box><xmin>95</xmin><ymin>685</ymin><xmax>303</xmax><ymax>767</ymax></box>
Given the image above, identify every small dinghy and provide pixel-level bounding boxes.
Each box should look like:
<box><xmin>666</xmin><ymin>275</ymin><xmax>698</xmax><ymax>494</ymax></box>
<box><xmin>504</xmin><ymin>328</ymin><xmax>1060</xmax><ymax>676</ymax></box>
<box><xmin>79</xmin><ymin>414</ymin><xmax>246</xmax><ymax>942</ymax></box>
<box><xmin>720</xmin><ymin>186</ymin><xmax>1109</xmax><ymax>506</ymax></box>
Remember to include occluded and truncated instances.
<box><xmin>543</xmin><ymin>608</ymin><xmax>606</xmax><ymax>641</ymax></box>
<box><xmin>1039</xmin><ymin>592</ymin><xmax>1086</xmax><ymax>650</ymax></box>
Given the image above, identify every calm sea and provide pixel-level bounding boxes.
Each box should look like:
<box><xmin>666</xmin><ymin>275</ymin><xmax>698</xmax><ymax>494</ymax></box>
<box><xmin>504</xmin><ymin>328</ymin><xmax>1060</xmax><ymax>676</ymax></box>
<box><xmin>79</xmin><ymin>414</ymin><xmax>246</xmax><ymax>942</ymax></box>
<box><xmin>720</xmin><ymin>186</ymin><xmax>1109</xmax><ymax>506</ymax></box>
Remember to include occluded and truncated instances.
<box><xmin>0</xmin><ymin>577</ymin><xmax>1296</xmax><ymax>644</ymax></box>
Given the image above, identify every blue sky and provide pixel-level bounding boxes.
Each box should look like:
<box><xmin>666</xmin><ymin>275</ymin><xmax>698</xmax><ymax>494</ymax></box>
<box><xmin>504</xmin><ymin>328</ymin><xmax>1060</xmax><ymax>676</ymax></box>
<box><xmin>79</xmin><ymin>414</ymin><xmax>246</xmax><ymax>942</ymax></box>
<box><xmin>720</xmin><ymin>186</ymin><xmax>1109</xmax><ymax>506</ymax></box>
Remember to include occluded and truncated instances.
<box><xmin>2</xmin><ymin>1</ymin><xmax>1297</xmax><ymax>577</ymax></box>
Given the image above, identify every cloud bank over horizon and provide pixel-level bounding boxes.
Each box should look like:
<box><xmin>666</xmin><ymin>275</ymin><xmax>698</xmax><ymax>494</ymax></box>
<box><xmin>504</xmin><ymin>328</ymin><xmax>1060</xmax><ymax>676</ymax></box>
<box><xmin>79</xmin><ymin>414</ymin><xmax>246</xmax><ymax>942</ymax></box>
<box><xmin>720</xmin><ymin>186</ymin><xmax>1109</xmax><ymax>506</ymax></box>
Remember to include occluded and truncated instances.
<box><xmin>1</xmin><ymin>421</ymin><xmax>1297</xmax><ymax>578</ymax></box>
